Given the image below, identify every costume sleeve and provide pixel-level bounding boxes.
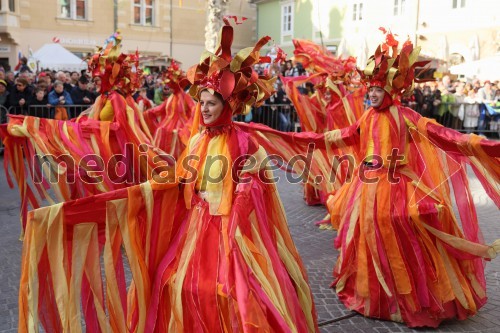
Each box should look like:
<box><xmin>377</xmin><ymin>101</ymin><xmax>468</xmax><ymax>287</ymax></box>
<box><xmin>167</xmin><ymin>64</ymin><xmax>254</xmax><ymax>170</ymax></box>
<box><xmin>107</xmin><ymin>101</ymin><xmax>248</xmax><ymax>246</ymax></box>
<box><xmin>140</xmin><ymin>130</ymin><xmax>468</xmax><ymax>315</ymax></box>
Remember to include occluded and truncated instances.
<box><xmin>237</xmin><ymin>121</ymin><xmax>361</xmax><ymax>194</ymax></box>
<box><xmin>18</xmin><ymin>181</ymin><xmax>180</xmax><ymax>333</ymax></box>
<box><xmin>282</xmin><ymin>74</ymin><xmax>326</xmax><ymax>133</ymax></box>
<box><xmin>404</xmin><ymin>107</ymin><xmax>500</xmax><ymax>208</ymax></box>
<box><xmin>1</xmin><ymin>113</ymin><xmax>174</xmax><ymax>232</ymax></box>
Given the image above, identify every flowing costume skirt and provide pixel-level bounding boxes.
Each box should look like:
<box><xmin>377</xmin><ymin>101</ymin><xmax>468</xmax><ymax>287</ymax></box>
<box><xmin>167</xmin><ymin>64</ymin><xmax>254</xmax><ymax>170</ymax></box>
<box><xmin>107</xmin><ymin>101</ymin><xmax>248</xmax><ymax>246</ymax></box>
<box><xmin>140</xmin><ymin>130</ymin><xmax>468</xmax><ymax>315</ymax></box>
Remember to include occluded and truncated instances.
<box><xmin>146</xmin><ymin>177</ymin><xmax>318</xmax><ymax>332</ymax></box>
<box><xmin>328</xmin><ymin>166</ymin><xmax>493</xmax><ymax>327</ymax></box>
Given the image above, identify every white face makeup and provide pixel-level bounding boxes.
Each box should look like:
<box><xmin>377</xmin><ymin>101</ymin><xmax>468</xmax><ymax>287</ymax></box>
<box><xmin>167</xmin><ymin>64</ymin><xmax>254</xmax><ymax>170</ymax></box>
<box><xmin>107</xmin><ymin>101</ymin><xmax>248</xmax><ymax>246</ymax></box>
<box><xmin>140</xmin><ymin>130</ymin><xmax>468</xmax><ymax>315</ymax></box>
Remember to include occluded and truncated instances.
<box><xmin>368</xmin><ymin>86</ymin><xmax>386</xmax><ymax>108</ymax></box>
<box><xmin>199</xmin><ymin>90</ymin><xmax>224</xmax><ymax>125</ymax></box>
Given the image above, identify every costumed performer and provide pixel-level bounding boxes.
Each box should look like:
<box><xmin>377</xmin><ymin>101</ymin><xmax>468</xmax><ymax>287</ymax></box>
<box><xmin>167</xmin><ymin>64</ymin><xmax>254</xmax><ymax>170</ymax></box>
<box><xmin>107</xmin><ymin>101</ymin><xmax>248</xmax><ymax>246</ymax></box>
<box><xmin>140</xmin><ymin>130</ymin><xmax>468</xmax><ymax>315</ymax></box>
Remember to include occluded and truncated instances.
<box><xmin>282</xmin><ymin>39</ymin><xmax>365</xmax><ymax>206</ymax></box>
<box><xmin>239</xmin><ymin>28</ymin><xmax>500</xmax><ymax>327</ymax></box>
<box><xmin>17</xmin><ymin>18</ymin><xmax>319</xmax><ymax>333</ymax></box>
<box><xmin>142</xmin><ymin>59</ymin><xmax>195</xmax><ymax>158</ymax></box>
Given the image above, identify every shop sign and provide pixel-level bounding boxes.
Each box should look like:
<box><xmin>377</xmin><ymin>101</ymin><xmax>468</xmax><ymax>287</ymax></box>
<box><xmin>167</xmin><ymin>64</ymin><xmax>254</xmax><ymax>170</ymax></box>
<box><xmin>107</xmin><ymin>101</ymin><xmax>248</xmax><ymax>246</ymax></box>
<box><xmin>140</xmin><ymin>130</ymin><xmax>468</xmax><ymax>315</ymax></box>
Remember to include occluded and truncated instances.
<box><xmin>52</xmin><ymin>37</ymin><xmax>97</xmax><ymax>46</ymax></box>
<box><xmin>0</xmin><ymin>45</ymin><xmax>11</xmax><ymax>53</ymax></box>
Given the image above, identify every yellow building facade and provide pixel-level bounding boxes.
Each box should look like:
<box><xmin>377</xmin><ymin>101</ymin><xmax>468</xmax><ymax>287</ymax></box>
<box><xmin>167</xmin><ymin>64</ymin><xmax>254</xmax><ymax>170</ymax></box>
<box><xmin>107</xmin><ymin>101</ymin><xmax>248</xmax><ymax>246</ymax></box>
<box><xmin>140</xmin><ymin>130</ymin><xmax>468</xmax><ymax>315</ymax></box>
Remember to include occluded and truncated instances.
<box><xmin>0</xmin><ymin>0</ymin><xmax>256</xmax><ymax>71</ymax></box>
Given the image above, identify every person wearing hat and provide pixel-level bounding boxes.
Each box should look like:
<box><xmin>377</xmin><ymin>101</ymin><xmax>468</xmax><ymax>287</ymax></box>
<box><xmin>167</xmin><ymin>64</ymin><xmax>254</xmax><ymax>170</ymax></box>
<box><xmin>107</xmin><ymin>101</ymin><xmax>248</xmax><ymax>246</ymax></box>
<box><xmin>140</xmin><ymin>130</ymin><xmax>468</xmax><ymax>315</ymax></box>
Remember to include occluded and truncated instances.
<box><xmin>237</xmin><ymin>28</ymin><xmax>500</xmax><ymax>328</ymax></box>
<box><xmin>70</xmin><ymin>75</ymin><xmax>94</xmax><ymax>109</ymax></box>
<box><xmin>320</xmin><ymin>29</ymin><xmax>500</xmax><ymax>328</ymax></box>
<box><xmin>16</xmin><ymin>20</ymin><xmax>319</xmax><ymax>333</ymax></box>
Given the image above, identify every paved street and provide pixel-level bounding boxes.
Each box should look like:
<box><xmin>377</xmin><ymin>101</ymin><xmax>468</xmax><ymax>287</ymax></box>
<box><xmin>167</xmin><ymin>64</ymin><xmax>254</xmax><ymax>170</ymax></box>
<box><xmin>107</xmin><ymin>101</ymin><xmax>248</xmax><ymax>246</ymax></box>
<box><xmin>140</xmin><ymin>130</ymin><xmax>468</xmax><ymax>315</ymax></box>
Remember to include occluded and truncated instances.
<box><xmin>0</xmin><ymin>158</ymin><xmax>499</xmax><ymax>332</ymax></box>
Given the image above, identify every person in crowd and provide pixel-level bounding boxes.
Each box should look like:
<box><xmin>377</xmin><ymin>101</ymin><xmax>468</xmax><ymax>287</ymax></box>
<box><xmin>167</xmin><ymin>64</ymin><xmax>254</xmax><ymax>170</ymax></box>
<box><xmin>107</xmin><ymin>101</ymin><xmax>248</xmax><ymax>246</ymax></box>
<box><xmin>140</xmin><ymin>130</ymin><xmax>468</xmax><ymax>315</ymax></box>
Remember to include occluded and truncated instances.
<box><xmin>154</xmin><ymin>80</ymin><xmax>170</xmax><ymax>105</ymax></box>
<box><xmin>436</xmin><ymin>84</ymin><xmax>456</xmax><ymax>127</ymax></box>
<box><xmin>0</xmin><ymin>79</ymin><xmax>10</xmax><ymax>108</ymax></box>
<box><xmin>143</xmin><ymin>74</ymin><xmax>156</xmax><ymax>100</ymax></box>
<box><xmin>0</xmin><ymin>79</ymin><xmax>10</xmax><ymax>123</ymax></box>
<box><xmin>267</xmin><ymin>81</ymin><xmax>292</xmax><ymax>131</ymax></box>
<box><xmin>441</xmin><ymin>75</ymin><xmax>455</xmax><ymax>93</ymax></box>
<box><xmin>70</xmin><ymin>71</ymin><xmax>80</xmax><ymax>87</ymax></box>
<box><xmin>451</xmin><ymin>82</ymin><xmax>466</xmax><ymax>130</ymax></box>
<box><xmin>16</xmin><ymin>56</ymin><xmax>32</xmax><ymax>74</ymax></box>
<box><xmin>5</xmin><ymin>71</ymin><xmax>15</xmax><ymax>90</ymax></box>
<box><xmin>37</xmin><ymin>72</ymin><xmax>53</xmax><ymax>93</ymax></box>
<box><xmin>70</xmin><ymin>75</ymin><xmax>94</xmax><ymax>106</ymax></box>
<box><xmin>29</xmin><ymin>87</ymin><xmax>50</xmax><ymax>117</ymax></box>
<box><xmin>476</xmin><ymin>80</ymin><xmax>494</xmax><ymax>132</ymax></box>
<box><xmin>284</xmin><ymin>59</ymin><xmax>300</xmax><ymax>77</ymax></box>
<box><xmin>8</xmin><ymin>78</ymin><xmax>32</xmax><ymax>115</ymax></box>
<box><xmin>135</xmin><ymin>87</ymin><xmax>155</xmax><ymax>112</ymax></box>
<box><xmin>420</xmin><ymin>84</ymin><xmax>436</xmax><ymax>118</ymax></box>
<box><xmin>48</xmin><ymin>80</ymin><xmax>73</xmax><ymax>120</ymax></box>
<box><xmin>460</xmin><ymin>89</ymin><xmax>480</xmax><ymax>134</ymax></box>
<box><xmin>55</xmin><ymin>71</ymin><xmax>73</xmax><ymax>92</ymax></box>
<box><xmin>412</xmin><ymin>83</ymin><xmax>424</xmax><ymax>114</ymax></box>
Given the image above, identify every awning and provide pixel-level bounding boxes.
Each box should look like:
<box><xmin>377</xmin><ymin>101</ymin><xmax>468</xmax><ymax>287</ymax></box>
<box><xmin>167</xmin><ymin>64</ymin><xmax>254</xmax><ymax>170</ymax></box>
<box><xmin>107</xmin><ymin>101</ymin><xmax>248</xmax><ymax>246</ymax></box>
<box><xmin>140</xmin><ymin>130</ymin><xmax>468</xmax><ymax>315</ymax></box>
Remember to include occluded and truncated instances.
<box><xmin>449</xmin><ymin>55</ymin><xmax>500</xmax><ymax>81</ymax></box>
<box><xmin>33</xmin><ymin>43</ymin><xmax>88</xmax><ymax>72</ymax></box>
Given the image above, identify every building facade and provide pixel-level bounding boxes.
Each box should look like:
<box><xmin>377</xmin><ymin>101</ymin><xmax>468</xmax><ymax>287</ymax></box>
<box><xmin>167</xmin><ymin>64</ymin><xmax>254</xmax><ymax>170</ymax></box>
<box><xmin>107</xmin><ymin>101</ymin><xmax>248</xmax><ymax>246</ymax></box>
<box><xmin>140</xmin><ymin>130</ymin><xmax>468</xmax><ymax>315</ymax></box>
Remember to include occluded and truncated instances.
<box><xmin>0</xmin><ymin>0</ymin><xmax>257</xmax><ymax>71</ymax></box>
<box><xmin>250</xmin><ymin>0</ymin><xmax>498</xmax><ymax>73</ymax></box>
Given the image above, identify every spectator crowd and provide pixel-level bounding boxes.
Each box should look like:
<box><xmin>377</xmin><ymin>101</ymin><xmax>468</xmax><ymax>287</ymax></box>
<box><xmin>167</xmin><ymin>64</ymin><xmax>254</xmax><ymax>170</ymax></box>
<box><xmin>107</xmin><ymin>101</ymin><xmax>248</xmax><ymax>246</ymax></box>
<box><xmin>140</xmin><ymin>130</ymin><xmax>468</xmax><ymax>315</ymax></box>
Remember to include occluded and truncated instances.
<box><xmin>398</xmin><ymin>76</ymin><xmax>500</xmax><ymax>136</ymax></box>
<box><xmin>1</xmin><ymin>59</ymin><xmax>498</xmax><ymax>137</ymax></box>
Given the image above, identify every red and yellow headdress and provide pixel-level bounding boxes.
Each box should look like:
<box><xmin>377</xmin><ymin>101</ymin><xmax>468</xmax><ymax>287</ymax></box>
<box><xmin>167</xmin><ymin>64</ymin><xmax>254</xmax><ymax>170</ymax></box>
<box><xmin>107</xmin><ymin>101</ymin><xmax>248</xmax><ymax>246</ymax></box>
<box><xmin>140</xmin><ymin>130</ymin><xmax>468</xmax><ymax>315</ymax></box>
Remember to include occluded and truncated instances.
<box><xmin>88</xmin><ymin>31</ymin><xmax>143</xmax><ymax>95</ymax></box>
<box><xmin>186</xmin><ymin>17</ymin><xmax>278</xmax><ymax>115</ymax></box>
<box><xmin>360</xmin><ymin>27</ymin><xmax>430</xmax><ymax>100</ymax></box>
<box><xmin>292</xmin><ymin>39</ymin><xmax>358</xmax><ymax>86</ymax></box>
<box><xmin>162</xmin><ymin>59</ymin><xmax>188</xmax><ymax>93</ymax></box>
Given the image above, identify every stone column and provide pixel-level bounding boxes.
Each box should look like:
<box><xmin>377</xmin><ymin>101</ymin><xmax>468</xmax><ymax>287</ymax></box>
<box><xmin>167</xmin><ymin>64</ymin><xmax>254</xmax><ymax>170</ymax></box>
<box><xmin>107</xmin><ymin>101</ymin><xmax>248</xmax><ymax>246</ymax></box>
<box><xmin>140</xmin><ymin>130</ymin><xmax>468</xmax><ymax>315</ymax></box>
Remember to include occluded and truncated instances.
<box><xmin>204</xmin><ymin>0</ymin><xmax>228</xmax><ymax>52</ymax></box>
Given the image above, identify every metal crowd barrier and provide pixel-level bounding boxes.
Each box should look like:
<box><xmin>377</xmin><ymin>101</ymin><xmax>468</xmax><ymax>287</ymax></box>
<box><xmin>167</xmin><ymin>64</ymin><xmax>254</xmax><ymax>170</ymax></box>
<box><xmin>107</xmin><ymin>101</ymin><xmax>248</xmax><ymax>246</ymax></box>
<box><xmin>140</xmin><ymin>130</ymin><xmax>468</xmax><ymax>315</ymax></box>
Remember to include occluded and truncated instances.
<box><xmin>7</xmin><ymin>105</ymin><xmax>91</xmax><ymax>119</ymax></box>
<box><xmin>2</xmin><ymin>102</ymin><xmax>497</xmax><ymax>138</ymax></box>
<box><xmin>433</xmin><ymin>102</ymin><xmax>499</xmax><ymax>137</ymax></box>
<box><xmin>0</xmin><ymin>105</ymin><xmax>8</xmax><ymax>155</ymax></box>
<box><xmin>243</xmin><ymin>104</ymin><xmax>301</xmax><ymax>132</ymax></box>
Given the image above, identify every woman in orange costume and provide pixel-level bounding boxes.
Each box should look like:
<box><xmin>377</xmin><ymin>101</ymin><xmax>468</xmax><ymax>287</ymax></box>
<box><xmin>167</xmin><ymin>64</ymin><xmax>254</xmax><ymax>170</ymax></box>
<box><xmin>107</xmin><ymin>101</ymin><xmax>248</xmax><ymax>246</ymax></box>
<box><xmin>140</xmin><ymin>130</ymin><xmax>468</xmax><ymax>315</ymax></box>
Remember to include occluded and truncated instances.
<box><xmin>17</xmin><ymin>19</ymin><xmax>318</xmax><ymax>332</ymax></box>
<box><xmin>239</xmin><ymin>29</ymin><xmax>500</xmax><ymax>327</ymax></box>
<box><xmin>143</xmin><ymin>60</ymin><xmax>195</xmax><ymax>158</ymax></box>
<box><xmin>325</xmin><ymin>31</ymin><xmax>500</xmax><ymax>327</ymax></box>
<box><xmin>281</xmin><ymin>39</ymin><xmax>365</xmax><ymax>205</ymax></box>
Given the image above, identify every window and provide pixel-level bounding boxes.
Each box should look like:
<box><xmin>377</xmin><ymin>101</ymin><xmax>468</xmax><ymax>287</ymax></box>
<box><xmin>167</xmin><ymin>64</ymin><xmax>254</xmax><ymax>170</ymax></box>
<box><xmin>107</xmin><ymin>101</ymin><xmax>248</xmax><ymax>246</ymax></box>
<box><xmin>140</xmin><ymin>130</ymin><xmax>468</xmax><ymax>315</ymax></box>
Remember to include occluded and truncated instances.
<box><xmin>352</xmin><ymin>2</ymin><xmax>363</xmax><ymax>21</ymax></box>
<box><xmin>9</xmin><ymin>0</ymin><xmax>15</xmax><ymax>11</ymax></box>
<box><xmin>134</xmin><ymin>0</ymin><xmax>155</xmax><ymax>26</ymax></box>
<box><xmin>281</xmin><ymin>3</ymin><xmax>293</xmax><ymax>36</ymax></box>
<box><xmin>452</xmin><ymin>0</ymin><xmax>466</xmax><ymax>8</ymax></box>
<box><xmin>59</xmin><ymin>0</ymin><xmax>87</xmax><ymax>20</ymax></box>
<box><xmin>394</xmin><ymin>0</ymin><xmax>406</xmax><ymax>16</ymax></box>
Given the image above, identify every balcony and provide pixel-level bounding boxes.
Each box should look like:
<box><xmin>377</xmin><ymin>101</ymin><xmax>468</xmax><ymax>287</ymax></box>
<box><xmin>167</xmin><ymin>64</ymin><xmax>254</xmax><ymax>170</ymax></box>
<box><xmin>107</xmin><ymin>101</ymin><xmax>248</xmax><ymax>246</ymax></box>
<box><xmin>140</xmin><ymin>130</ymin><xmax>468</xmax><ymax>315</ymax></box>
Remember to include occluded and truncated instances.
<box><xmin>0</xmin><ymin>0</ymin><xmax>19</xmax><ymax>27</ymax></box>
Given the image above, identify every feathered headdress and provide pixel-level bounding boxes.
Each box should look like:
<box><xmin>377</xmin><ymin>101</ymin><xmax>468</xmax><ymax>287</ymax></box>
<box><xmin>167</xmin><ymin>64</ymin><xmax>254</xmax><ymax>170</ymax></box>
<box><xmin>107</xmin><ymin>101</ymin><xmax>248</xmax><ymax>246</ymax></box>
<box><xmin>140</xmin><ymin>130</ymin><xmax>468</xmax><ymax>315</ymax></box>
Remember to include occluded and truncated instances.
<box><xmin>360</xmin><ymin>27</ymin><xmax>430</xmax><ymax>100</ymax></box>
<box><xmin>162</xmin><ymin>59</ymin><xmax>188</xmax><ymax>92</ymax></box>
<box><xmin>88</xmin><ymin>31</ymin><xmax>143</xmax><ymax>95</ymax></box>
<box><xmin>292</xmin><ymin>39</ymin><xmax>358</xmax><ymax>85</ymax></box>
<box><xmin>186</xmin><ymin>17</ymin><xmax>280</xmax><ymax>115</ymax></box>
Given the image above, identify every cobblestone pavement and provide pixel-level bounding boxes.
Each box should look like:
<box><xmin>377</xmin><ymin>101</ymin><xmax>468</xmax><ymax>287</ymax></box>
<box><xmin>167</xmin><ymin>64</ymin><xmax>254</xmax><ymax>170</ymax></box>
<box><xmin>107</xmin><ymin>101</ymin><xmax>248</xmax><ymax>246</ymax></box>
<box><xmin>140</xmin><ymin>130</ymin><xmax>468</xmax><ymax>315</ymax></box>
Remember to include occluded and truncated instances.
<box><xmin>0</xmin><ymin>160</ymin><xmax>498</xmax><ymax>332</ymax></box>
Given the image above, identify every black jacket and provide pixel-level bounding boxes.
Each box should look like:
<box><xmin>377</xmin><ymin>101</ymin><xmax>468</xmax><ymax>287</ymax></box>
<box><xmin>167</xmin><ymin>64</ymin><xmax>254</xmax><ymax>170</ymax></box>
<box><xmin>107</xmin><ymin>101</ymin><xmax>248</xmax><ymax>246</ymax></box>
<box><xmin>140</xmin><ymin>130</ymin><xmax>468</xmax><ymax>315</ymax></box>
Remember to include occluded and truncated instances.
<box><xmin>8</xmin><ymin>86</ymin><xmax>33</xmax><ymax>114</ymax></box>
<box><xmin>70</xmin><ymin>86</ymin><xmax>94</xmax><ymax>105</ymax></box>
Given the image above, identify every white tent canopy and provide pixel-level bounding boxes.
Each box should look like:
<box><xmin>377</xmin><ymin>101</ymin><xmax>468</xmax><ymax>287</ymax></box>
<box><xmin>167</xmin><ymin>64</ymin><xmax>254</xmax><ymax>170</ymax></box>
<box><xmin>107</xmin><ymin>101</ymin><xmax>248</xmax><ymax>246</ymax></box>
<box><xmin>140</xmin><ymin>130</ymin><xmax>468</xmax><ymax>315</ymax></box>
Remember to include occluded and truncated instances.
<box><xmin>33</xmin><ymin>43</ymin><xmax>88</xmax><ymax>72</ymax></box>
<box><xmin>449</xmin><ymin>55</ymin><xmax>500</xmax><ymax>81</ymax></box>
